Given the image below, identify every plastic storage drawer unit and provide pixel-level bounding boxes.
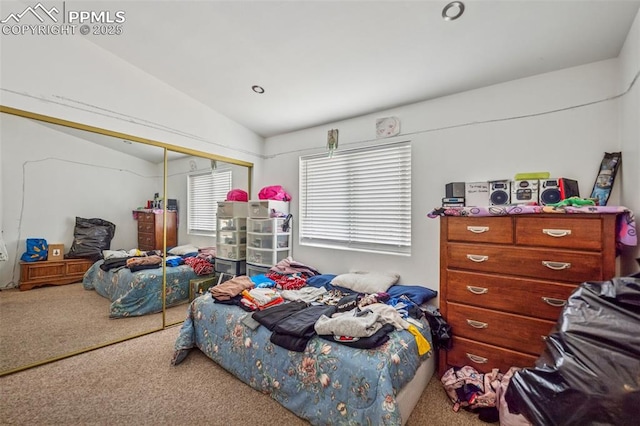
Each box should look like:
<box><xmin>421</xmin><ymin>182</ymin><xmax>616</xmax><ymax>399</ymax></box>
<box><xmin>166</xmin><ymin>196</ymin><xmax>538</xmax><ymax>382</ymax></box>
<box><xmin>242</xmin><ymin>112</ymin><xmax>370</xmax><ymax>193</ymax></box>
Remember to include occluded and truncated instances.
<box><xmin>215</xmin><ymin>258</ymin><xmax>246</xmax><ymax>275</ymax></box>
<box><xmin>218</xmin><ymin>230</ymin><xmax>247</xmax><ymax>245</ymax></box>
<box><xmin>247</xmin><ymin>247</ymin><xmax>290</xmax><ymax>267</ymax></box>
<box><xmin>248</xmin><ymin>234</ymin><xmax>290</xmax><ymax>249</ymax></box>
<box><xmin>216</xmin><ymin>244</ymin><xmax>247</xmax><ymax>260</ymax></box>
<box><xmin>248</xmin><ymin>200</ymin><xmax>290</xmax><ymax>218</ymax></box>
<box><xmin>248</xmin><ymin>218</ymin><xmax>287</xmax><ymax>233</ymax></box>
<box><xmin>217</xmin><ymin>201</ymin><xmax>248</xmax><ymax>218</ymax></box>
<box><xmin>217</xmin><ymin>217</ymin><xmax>247</xmax><ymax>232</ymax></box>
<box><xmin>246</xmin><ymin>263</ymin><xmax>271</xmax><ymax>277</ymax></box>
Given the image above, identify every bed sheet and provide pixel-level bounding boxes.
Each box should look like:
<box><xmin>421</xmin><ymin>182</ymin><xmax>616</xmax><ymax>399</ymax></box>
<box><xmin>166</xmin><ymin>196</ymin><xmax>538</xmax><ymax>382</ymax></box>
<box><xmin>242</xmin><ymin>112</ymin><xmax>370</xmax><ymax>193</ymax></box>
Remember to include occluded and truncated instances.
<box><xmin>173</xmin><ymin>293</ymin><xmax>433</xmax><ymax>425</ymax></box>
<box><xmin>83</xmin><ymin>260</ymin><xmax>198</xmax><ymax>318</ymax></box>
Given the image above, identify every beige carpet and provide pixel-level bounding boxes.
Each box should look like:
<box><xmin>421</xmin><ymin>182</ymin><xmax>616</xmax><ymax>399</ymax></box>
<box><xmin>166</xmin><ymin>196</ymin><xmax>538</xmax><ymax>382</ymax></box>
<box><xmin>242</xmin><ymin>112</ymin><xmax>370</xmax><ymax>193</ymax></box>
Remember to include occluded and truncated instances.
<box><xmin>0</xmin><ymin>325</ymin><xmax>486</xmax><ymax>426</ymax></box>
<box><xmin>0</xmin><ymin>283</ymin><xmax>189</xmax><ymax>373</ymax></box>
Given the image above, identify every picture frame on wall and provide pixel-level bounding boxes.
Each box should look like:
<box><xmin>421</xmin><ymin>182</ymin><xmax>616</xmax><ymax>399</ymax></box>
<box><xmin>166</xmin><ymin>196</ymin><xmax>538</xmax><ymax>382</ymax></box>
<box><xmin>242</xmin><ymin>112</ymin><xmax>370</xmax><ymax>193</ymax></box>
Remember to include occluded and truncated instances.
<box><xmin>590</xmin><ymin>152</ymin><xmax>621</xmax><ymax>206</ymax></box>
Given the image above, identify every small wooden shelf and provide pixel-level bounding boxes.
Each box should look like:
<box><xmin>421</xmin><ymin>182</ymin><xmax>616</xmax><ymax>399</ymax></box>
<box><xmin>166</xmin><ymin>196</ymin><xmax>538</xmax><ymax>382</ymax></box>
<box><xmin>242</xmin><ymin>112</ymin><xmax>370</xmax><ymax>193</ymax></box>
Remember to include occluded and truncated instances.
<box><xmin>19</xmin><ymin>258</ymin><xmax>95</xmax><ymax>291</ymax></box>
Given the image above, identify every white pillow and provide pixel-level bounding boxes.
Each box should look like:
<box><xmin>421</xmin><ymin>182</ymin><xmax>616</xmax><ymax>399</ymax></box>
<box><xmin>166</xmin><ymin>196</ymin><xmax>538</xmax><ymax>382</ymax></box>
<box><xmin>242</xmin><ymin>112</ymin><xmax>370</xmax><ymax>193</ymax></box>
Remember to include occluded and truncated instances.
<box><xmin>331</xmin><ymin>271</ymin><xmax>400</xmax><ymax>294</ymax></box>
<box><xmin>168</xmin><ymin>244</ymin><xmax>199</xmax><ymax>256</ymax></box>
<box><xmin>102</xmin><ymin>249</ymin><xmax>129</xmax><ymax>260</ymax></box>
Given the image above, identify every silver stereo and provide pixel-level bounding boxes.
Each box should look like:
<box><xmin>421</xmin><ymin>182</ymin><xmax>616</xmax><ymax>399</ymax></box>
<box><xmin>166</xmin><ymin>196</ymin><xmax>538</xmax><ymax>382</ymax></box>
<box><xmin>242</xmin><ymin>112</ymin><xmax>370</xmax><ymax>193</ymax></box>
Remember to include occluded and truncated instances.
<box><xmin>511</xmin><ymin>180</ymin><xmax>539</xmax><ymax>204</ymax></box>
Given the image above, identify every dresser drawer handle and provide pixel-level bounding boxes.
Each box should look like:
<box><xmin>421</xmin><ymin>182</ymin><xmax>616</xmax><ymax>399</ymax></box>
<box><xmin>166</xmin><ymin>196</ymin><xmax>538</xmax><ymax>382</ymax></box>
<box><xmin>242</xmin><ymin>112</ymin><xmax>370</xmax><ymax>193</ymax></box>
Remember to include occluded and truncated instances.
<box><xmin>467</xmin><ymin>254</ymin><xmax>489</xmax><ymax>263</ymax></box>
<box><xmin>466</xmin><ymin>285</ymin><xmax>488</xmax><ymax>295</ymax></box>
<box><xmin>542</xmin><ymin>261</ymin><xmax>571</xmax><ymax>270</ymax></box>
<box><xmin>467</xmin><ymin>226</ymin><xmax>489</xmax><ymax>234</ymax></box>
<box><xmin>542</xmin><ymin>297</ymin><xmax>567</xmax><ymax>307</ymax></box>
<box><xmin>542</xmin><ymin>228</ymin><xmax>572</xmax><ymax>238</ymax></box>
<box><xmin>466</xmin><ymin>353</ymin><xmax>488</xmax><ymax>364</ymax></box>
<box><xmin>466</xmin><ymin>319</ymin><xmax>488</xmax><ymax>329</ymax></box>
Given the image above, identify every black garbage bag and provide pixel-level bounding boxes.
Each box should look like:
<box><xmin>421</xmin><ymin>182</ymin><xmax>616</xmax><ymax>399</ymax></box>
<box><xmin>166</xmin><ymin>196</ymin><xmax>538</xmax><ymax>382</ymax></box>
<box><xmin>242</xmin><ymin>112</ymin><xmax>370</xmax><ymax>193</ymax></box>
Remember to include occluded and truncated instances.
<box><xmin>422</xmin><ymin>305</ymin><xmax>453</xmax><ymax>350</ymax></box>
<box><xmin>504</xmin><ymin>275</ymin><xmax>640</xmax><ymax>426</ymax></box>
<box><xmin>66</xmin><ymin>217</ymin><xmax>116</xmax><ymax>261</ymax></box>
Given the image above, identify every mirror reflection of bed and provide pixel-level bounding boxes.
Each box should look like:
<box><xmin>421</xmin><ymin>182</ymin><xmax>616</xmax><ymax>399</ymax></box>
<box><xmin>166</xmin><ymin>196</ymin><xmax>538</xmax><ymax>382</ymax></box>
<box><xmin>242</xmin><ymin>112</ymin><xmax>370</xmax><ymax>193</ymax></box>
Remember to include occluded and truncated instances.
<box><xmin>0</xmin><ymin>109</ymin><xmax>253</xmax><ymax>375</ymax></box>
<box><xmin>0</xmin><ymin>112</ymin><xmax>167</xmax><ymax>374</ymax></box>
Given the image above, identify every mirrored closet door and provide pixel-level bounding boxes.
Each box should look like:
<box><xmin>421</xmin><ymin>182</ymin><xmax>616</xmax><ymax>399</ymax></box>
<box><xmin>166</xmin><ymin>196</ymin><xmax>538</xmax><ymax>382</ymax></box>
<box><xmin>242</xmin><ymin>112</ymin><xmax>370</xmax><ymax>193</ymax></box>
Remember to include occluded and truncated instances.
<box><xmin>0</xmin><ymin>106</ymin><xmax>254</xmax><ymax>376</ymax></box>
<box><xmin>164</xmin><ymin>152</ymin><xmax>252</xmax><ymax>326</ymax></box>
<box><xmin>0</xmin><ymin>109</ymin><xmax>168</xmax><ymax>375</ymax></box>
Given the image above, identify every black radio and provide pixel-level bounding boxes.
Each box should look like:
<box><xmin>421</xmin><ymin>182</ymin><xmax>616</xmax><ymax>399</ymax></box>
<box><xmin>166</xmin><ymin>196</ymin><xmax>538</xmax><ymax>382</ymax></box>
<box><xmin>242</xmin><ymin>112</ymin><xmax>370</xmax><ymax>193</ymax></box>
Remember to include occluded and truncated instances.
<box><xmin>539</xmin><ymin>178</ymin><xmax>579</xmax><ymax>205</ymax></box>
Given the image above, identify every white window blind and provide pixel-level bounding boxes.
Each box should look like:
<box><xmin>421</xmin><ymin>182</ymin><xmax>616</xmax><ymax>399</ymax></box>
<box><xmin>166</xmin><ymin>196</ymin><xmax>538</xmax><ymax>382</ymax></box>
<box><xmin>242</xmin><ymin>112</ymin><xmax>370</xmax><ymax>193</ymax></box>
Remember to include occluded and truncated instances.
<box><xmin>299</xmin><ymin>141</ymin><xmax>411</xmax><ymax>255</ymax></box>
<box><xmin>187</xmin><ymin>170</ymin><xmax>232</xmax><ymax>236</ymax></box>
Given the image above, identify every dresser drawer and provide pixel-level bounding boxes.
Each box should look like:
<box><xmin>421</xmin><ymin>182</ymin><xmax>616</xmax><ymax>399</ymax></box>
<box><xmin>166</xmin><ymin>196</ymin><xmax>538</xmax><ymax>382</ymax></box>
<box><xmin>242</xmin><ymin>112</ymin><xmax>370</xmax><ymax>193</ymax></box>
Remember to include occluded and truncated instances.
<box><xmin>515</xmin><ymin>216</ymin><xmax>603</xmax><ymax>250</ymax></box>
<box><xmin>447</xmin><ymin>243</ymin><xmax>603</xmax><ymax>283</ymax></box>
<box><xmin>447</xmin><ymin>302</ymin><xmax>554</xmax><ymax>355</ymax></box>
<box><xmin>446</xmin><ymin>270</ymin><xmax>576</xmax><ymax>321</ymax></box>
<box><xmin>446</xmin><ymin>216</ymin><xmax>513</xmax><ymax>244</ymax></box>
<box><xmin>446</xmin><ymin>336</ymin><xmax>538</xmax><ymax>374</ymax></box>
<box><xmin>138</xmin><ymin>212</ymin><xmax>155</xmax><ymax>223</ymax></box>
<box><xmin>138</xmin><ymin>233</ymin><xmax>155</xmax><ymax>249</ymax></box>
<box><xmin>138</xmin><ymin>221</ymin><xmax>155</xmax><ymax>233</ymax></box>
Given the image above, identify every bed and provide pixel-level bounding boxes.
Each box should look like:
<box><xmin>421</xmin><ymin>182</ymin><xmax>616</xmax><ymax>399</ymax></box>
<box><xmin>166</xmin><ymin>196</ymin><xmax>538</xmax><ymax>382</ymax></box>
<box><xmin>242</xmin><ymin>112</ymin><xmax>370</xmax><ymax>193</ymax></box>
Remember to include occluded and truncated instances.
<box><xmin>172</xmin><ymin>291</ymin><xmax>435</xmax><ymax>425</ymax></box>
<box><xmin>82</xmin><ymin>259</ymin><xmax>199</xmax><ymax>318</ymax></box>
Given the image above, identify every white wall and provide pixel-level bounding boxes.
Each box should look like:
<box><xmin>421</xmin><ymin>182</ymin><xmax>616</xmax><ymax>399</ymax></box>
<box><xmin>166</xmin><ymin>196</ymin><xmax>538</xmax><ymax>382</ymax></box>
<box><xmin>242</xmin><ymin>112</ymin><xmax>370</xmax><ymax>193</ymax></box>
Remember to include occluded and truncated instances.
<box><xmin>618</xmin><ymin>10</ymin><xmax>640</xmax><ymax>275</ymax></box>
<box><xmin>263</xmin><ymin>58</ymin><xmax>627</xmax><ymax>292</ymax></box>
<box><xmin>0</xmin><ymin>113</ymin><xmax>161</xmax><ymax>288</ymax></box>
<box><xmin>0</xmin><ymin>20</ymin><xmax>264</xmax><ymax>175</ymax></box>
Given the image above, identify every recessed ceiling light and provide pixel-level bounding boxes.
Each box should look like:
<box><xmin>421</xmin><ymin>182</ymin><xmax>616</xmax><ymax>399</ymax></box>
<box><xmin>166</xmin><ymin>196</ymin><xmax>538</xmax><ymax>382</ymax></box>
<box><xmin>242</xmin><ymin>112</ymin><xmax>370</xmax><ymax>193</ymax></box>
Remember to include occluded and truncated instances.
<box><xmin>252</xmin><ymin>85</ymin><xmax>265</xmax><ymax>94</ymax></box>
<box><xmin>442</xmin><ymin>1</ymin><xmax>465</xmax><ymax>21</ymax></box>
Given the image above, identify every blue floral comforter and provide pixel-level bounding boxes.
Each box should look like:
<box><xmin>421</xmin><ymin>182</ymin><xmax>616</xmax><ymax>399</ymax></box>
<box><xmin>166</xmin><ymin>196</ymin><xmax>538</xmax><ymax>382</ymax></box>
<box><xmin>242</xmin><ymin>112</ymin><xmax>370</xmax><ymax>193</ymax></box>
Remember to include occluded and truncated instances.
<box><xmin>172</xmin><ymin>293</ymin><xmax>433</xmax><ymax>425</ymax></box>
<box><xmin>83</xmin><ymin>260</ymin><xmax>197</xmax><ymax>318</ymax></box>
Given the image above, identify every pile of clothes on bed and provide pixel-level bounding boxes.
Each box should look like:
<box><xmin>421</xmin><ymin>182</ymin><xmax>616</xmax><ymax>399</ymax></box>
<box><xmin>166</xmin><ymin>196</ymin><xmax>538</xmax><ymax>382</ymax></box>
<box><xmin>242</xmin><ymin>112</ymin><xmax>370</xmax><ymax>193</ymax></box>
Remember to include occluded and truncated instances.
<box><xmin>205</xmin><ymin>257</ymin><xmax>436</xmax><ymax>354</ymax></box>
<box><xmin>98</xmin><ymin>246</ymin><xmax>216</xmax><ymax>275</ymax></box>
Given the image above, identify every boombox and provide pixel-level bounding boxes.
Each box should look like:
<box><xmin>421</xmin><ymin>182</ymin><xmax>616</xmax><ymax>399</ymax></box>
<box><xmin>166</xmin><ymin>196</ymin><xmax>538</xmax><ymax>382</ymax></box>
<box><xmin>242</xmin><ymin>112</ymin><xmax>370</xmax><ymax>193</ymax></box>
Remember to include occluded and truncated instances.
<box><xmin>539</xmin><ymin>178</ymin><xmax>580</xmax><ymax>205</ymax></box>
<box><xmin>511</xmin><ymin>180</ymin><xmax>539</xmax><ymax>204</ymax></box>
<box><xmin>489</xmin><ymin>180</ymin><xmax>511</xmax><ymax>205</ymax></box>
<box><xmin>445</xmin><ymin>178</ymin><xmax>580</xmax><ymax>206</ymax></box>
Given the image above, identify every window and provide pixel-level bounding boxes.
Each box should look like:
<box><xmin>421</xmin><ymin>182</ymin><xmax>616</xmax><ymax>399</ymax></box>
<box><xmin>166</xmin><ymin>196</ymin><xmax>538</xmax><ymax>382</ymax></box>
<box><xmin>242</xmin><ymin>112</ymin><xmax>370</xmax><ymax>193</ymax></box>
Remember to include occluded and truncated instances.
<box><xmin>299</xmin><ymin>141</ymin><xmax>411</xmax><ymax>255</ymax></box>
<box><xmin>187</xmin><ymin>170</ymin><xmax>232</xmax><ymax>236</ymax></box>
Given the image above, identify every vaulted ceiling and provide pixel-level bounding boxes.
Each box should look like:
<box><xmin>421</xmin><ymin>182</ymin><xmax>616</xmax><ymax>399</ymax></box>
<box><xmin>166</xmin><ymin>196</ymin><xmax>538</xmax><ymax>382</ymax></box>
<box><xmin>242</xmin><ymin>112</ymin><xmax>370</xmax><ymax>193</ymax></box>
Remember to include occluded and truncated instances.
<box><xmin>50</xmin><ymin>1</ymin><xmax>640</xmax><ymax>137</ymax></box>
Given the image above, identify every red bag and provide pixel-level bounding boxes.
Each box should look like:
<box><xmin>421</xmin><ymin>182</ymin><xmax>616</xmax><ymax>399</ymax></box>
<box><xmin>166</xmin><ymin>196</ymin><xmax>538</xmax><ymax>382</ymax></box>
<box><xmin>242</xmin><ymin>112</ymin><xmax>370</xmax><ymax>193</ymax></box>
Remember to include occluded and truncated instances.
<box><xmin>258</xmin><ymin>185</ymin><xmax>291</xmax><ymax>201</ymax></box>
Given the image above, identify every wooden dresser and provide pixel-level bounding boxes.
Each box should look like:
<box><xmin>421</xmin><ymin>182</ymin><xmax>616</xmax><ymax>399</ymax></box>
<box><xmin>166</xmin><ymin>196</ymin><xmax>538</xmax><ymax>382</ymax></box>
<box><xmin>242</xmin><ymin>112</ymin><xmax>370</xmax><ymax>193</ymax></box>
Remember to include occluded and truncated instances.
<box><xmin>136</xmin><ymin>210</ymin><xmax>178</xmax><ymax>251</ymax></box>
<box><xmin>438</xmin><ymin>214</ymin><xmax>618</xmax><ymax>376</ymax></box>
<box><xmin>20</xmin><ymin>258</ymin><xmax>95</xmax><ymax>291</ymax></box>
